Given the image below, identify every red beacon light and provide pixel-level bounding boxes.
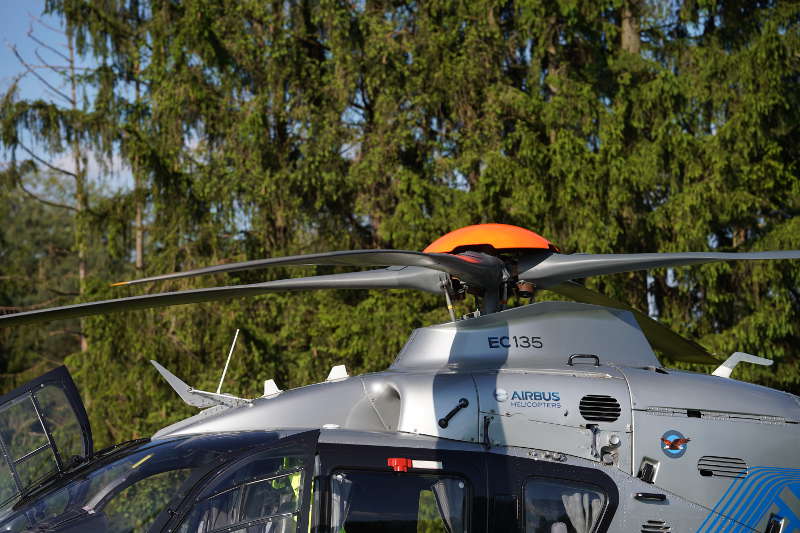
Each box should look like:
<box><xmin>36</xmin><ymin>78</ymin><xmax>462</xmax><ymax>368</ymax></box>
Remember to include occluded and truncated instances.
<box><xmin>387</xmin><ymin>458</ymin><xmax>443</xmax><ymax>472</ymax></box>
<box><xmin>387</xmin><ymin>457</ymin><xmax>413</xmax><ymax>472</ymax></box>
<box><xmin>423</xmin><ymin>223</ymin><xmax>559</xmax><ymax>254</ymax></box>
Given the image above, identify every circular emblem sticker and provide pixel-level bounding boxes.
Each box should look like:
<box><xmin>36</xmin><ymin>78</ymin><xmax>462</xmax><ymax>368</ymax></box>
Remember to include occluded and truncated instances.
<box><xmin>494</xmin><ymin>389</ymin><xmax>508</xmax><ymax>402</ymax></box>
<box><xmin>660</xmin><ymin>429</ymin><xmax>690</xmax><ymax>458</ymax></box>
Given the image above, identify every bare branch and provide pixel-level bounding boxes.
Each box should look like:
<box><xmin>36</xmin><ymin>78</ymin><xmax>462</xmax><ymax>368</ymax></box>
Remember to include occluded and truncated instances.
<box><xmin>7</xmin><ymin>43</ymin><xmax>73</xmax><ymax>104</ymax></box>
<box><xmin>44</xmin><ymin>88</ymin><xmax>68</xmax><ymax>102</ymax></box>
<box><xmin>16</xmin><ymin>63</ymin><xmax>91</xmax><ymax>71</ymax></box>
<box><xmin>0</xmin><ymin>359</ymin><xmax>53</xmax><ymax>377</ymax></box>
<box><xmin>26</xmin><ymin>12</ymin><xmax>66</xmax><ymax>38</ymax></box>
<box><xmin>15</xmin><ymin>146</ymin><xmax>103</xmax><ymax>218</ymax></box>
<box><xmin>18</xmin><ymin>142</ymin><xmax>78</xmax><ymax>177</ymax></box>
<box><xmin>34</xmin><ymin>49</ymin><xmax>68</xmax><ymax>75</ymax></box>
<box><xmin>46</xmin><ymin>288</ymin><xmax>80</xmax><ymax>296</ymax></box>
<box><xmin>27</xmin><ymin>27</ymin><xmax>70</xmax><ymax>62</ymax></box>
<box><xmin>16</xmin><ymin>177</ymin><xmax>79</xmax><ymax>212</ymax></box>
<box><xmin>47</xmin><ymin>329</ymin><xmax>83</xmax><ymax>339</ymax></box>
<box><xmin>0</xmin><ymin>297</ymin><xmax>64</xmax><ymax>312</ymax></box>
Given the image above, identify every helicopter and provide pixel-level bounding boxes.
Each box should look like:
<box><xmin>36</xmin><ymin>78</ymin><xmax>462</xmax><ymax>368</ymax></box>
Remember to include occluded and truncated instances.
<box><xmin>0</xmin><ymin>222</ymin><xmax>798</xmax><ymax>533</ymax></box>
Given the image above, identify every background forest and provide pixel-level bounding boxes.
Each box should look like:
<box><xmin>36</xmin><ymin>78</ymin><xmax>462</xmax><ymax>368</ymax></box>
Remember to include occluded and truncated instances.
<box><xmin>1</xmin><ymin>0</ymin><xmax>799</xmax><ymax>449</ymax></box>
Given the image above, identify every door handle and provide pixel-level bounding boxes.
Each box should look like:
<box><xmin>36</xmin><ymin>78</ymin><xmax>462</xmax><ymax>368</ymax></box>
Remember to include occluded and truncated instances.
<box><xmin>438</xmin><ymin>398</ymin><xmax>469</xmax><ymax>428</ymax></box>
<box><xmin>635</xmin><ymin>492</ymin><xmax>667</xmax><ymax>502</ymax></box>
<box><xmin>568</xmin><ymin>353</ymin><xmax>600</xmax><ymax>366</ymax></box>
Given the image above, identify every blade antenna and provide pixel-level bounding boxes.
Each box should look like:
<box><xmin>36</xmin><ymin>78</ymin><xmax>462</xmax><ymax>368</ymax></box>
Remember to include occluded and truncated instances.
<box><xmin>217</xmin><ymin>328</ymin><xmax>240</xmax><ymax>394</ymax></box>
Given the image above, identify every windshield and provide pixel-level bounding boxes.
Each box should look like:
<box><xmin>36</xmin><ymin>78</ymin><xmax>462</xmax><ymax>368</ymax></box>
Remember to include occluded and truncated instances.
<box><xmin>0</xmin><ymin>437</ymin><xmax>225</xmax><ymax>533</ymax></box>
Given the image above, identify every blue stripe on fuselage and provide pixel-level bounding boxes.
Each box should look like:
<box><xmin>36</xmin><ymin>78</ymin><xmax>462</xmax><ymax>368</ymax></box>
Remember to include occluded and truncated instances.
<box><xmin>696</xmin><ymin>467</ymin><xmax>800</xmax><ymax>532</ymax></box>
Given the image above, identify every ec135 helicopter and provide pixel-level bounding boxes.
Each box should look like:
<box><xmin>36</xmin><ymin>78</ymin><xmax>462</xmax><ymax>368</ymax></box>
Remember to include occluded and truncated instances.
<box><xmin>0</xmin><ymin>223</ymin><xmax>799</xmax><ymax>533</ymax></box>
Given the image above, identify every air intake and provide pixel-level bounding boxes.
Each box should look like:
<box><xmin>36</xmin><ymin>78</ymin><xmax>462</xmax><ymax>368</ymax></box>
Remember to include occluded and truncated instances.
<box><xmin>697</xmin><ymin>456</ymin><xmax>748</xmax><ymax>479</ymax></box>
<box><xmin>579</xmin><ymin>395</ymin><xmax>621</xmax><ymax>422</ymax></box>
<box><xmin>641</xmin><ymin>520</ymin><xmax>670</xmax><ymax>532</ymax></box>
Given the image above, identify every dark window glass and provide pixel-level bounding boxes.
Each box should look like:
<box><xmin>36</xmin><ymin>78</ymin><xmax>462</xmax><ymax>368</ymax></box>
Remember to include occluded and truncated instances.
<box><xmin>0</xmin><ymin>396</ymin><xmax>48</xmax><ymax>460</ymax></box>
<box><xmin>330</xmin><ymin>471</ymin><xmax>467</xmax><ymax>533</ymax></box>
<box><xmin>524</xmin><ymin>479</ymin><xmax>606</xmax><ymax>533</ymax></box>
<box><xmin>35</xmin><ymin>385</ymin><xmax>83</xmax><ymax>464</ymax></box>
<box><xmin>0</xmin><ymin>395</ymin><xmax>52</xmax><ymax>493</ymax></box>
<box><xmin>0</xmin><ymin>438</ymin><xmax>225</xmax><ymax>533</ymax></box>
<box><xmin>178</xmin><ymin>454</ymin><xmax>305</xmax><ymax>533</ymax></box>
<box><xmin>104</xmin><ymin>468</ymin><xmax>193</xmax><ymax>533</ymax></box>
<box><xmin>0</xmin><ymin>382</ymin><xmax>90</xmax><ymax>504</ymax></box>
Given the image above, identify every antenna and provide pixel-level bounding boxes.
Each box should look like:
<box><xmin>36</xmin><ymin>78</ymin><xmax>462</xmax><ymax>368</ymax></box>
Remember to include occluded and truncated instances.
<box><xmin>442</xmin><ymin>278</ymin><xmax>457</xmax><ymax>322</ymax></box>
<box><xmin>216</xmin><ymin>329</ymin><xmax>240</xmax><ymax>394</ymax></box>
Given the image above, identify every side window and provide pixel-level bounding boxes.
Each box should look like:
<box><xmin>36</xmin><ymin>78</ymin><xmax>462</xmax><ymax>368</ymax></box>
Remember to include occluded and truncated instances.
<box><xmin>179</xmin><ymin>453</ymin><xmax>305</xmax><ymax>533</ymax></box>
<box><xmin>524</xmin><ymin>478</ymin><xmax>606</xmax><ymax>533</ymax></box>
<box><xmin>330</xmin><ymin>470</ymin><xmax>467</xmax><ymax>533</ymax></box>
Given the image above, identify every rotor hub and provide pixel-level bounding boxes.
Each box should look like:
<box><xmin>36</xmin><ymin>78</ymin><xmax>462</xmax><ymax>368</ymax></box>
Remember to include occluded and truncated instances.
<box><xmin>423</xmin><ymin>224</ymin><xmax>559</xmax><ymax>254</ymax></box>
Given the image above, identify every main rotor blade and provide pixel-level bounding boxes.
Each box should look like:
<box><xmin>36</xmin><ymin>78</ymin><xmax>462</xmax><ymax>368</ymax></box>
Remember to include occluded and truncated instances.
<box><xmin>0</xmin><ymin>267</ymin><xmax>446</xmax><ymax>328</ymax></box>
<box><xmin>112</xmin><ymin>250</ymin><xmax>504</xmax><ymax>290</ymax></box>
<box><xmin>521</xmin><ymin>250</ymin><xmax>800</xmax><ymax>287</ymax></box>
<box><xmin>546</xmin><ymin>281</ymin><xmax>717</xmax><ymax>364</ymax></box>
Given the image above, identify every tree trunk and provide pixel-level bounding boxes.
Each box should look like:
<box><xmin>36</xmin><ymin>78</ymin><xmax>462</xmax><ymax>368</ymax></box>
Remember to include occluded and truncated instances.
<box><xmin>621</xmin><ymin>0</ymin><xmax>641</xmax><ymax>55</ymax></box>
<box><xmin>133</xmin><ymin>0</ymin><xmax>145</xmax><ymax>271</ymax></box>
<box><xmin>69</xmin><ymin>31</ymin><xmax>89</xmax><ymax>353</ymax></box>
<box><xmin>134</xmin><ymin>81</ymin><xmax>144</xmax><ymax>271</ymax></box>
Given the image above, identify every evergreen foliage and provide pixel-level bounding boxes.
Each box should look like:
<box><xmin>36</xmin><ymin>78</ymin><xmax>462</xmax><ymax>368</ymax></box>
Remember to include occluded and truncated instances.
<box><xmin>1</xmin><ymin>0</ymin><xmax>798</xmax><ymax>448</ymax></box>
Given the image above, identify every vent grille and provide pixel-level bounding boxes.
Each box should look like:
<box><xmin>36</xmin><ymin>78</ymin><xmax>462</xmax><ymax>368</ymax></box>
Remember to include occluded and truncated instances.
<box><xmin>641</xmin><ymin>520</ymin><xmax>670</xmax><ymax>532</ymax></box>
<box><xmin>698</xmin><ymin>456</ymin><xmax>748</xmax><ymax>479</ymax></box>
<box><xmin>579</xmin><ymin>395</ymin><xmax>621</xmax><ymax>422</ymax></box>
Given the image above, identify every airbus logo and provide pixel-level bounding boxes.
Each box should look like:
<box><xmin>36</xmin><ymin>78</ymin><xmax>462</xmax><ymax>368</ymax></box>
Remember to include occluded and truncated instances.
<box><xmin>507</xmin><ymin>391</ymin><xmax>561</xmax><ymax>408</ymax></box>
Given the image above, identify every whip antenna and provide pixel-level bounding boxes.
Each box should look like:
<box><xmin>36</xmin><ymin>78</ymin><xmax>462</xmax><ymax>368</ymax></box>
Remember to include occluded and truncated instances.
<box><xmin>217</xmin><ymin>329</ymin><xmax>240</xmax><ymax>394</ymax></box>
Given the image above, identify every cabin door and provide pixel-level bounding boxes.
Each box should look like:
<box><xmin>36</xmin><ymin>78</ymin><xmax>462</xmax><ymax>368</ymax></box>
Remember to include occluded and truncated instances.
<box><xmin>315</xmin><ymin>442</ymin><xmax>487</xmax><ymax>533</ymax></box>
<box><xmin>486</xmin><ymin>452</ymin><xmax>619</xmax><ymax>533</ymax></box>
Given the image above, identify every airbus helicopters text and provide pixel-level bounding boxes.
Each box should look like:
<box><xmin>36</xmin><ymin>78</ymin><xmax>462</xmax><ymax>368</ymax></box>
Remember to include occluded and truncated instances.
<box><xmin>0</xmin><ymin>223</ymin><xmax>798</xmax><ymax>533</ymax></box>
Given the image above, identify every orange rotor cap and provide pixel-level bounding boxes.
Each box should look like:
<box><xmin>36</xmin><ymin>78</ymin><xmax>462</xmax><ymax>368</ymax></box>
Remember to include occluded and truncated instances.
<box><xmin>423</xmin><ymin>224</ymin><xmax>557</xmax><ymax>253</ymax></box>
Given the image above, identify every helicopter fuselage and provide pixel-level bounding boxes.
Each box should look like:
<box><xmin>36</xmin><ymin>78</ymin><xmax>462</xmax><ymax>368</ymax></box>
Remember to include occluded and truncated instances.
<box><xmin>148</xmin><ymin>301</ymin><xmax>800</xmax><ymax>532</ymax></box>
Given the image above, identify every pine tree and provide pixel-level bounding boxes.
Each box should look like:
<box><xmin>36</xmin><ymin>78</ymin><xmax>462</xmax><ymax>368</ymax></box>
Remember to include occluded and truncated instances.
<box><xmin>2</xmin><ymin>0</ymin><xmax>797</xmax><ymax>446</ymax></box>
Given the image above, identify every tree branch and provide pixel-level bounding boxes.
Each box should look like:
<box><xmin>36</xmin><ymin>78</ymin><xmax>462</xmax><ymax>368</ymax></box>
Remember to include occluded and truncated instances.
<box><xmin>11</xmin><ymin>155</ymin><xmax>79</xmax><ymax>212</ymax></box>
<box><xmin>17</xmin><ymin>179</ymin><xmax>78</xmax><ymax>212</ymax></box>
<box><xmin>13</xmin><ymin>63</ymin><xmax>90</xmax><ymax>72</ymax></box>
<box><xmin>18</xmin><ymin>142</ymin><xmax>78</xmax><ymax>177</ymax></box>
<box><xmin>27</xmin><ymin>26</ymin><xmax>70</xmax><ymax>62</ymax></box>
<box><xmin>26</xmin><ymin>12</ymin><xmax>66</xmax><ymax>37</ymax></box>
<box><xmin>0</xmin><ymin>297</ymin><xmax>64</xmax><ymax>313</ymax></box>
<box><xmin>47</xmin><ymin>288</ymin><xmax>80</xmax><ymax>296</ymax></box>
<box><xmin>34</xmin><ymin>49</ymin><xmax>68</xmax><ymax>75</ymax></box>
<box><xmin>8</xmin><ymin>43</ymin><xmax>73</xmax><ymax>104</ymax></box>
<box><xmin>47</xmin><ymin>329</ymin><xmax>83</xmax><ymax>340</ymax></box>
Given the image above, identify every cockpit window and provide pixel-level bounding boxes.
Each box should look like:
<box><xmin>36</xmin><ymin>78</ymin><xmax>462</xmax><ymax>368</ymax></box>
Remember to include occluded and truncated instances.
<box><xmin>0</xmin><ymin>385</ymin><xmax>87</xmax><ymax>503</ymax></box>
<box><xmin>0</xmin><ymin>366</ymin><xmax>93</xmax><ymax>506</ymax></box>
<box><xmin>524</xmin><ymin>478</ymin><xmax>607</xmax><ymax>533</ymax></box>
<box><xmin>178</xmin><ymin>453</ymin><xmax>305</xmax><ymax>533</ymax></box>
<box><xmin>330</xmin><ymin>470</ymin><xmax>468</xmax><ymax>533</ymax></box>
<box><xmin>0</xmin><ymin>438</ymin><xmax>223</xmax><ymax>533</ymax></box>
<box><xmin>103</xmin><ymin>468</ymin><xmax>194</xmax><ymax>532</ymax></box>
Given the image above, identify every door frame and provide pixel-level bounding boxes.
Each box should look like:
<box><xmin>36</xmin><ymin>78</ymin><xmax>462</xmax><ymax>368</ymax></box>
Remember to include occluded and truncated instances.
<box><xmin>315</xmin><ymin>442</ymin><xmax>488</xmax><ymax>533</ymax></box>
<box><xmin>486</xmin><ymin>452</ymin><xmax>620</xmax><ymax>533</ymax></box>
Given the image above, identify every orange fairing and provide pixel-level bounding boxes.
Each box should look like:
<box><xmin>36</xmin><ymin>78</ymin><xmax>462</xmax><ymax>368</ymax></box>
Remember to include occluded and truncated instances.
<box><xmin>423</xmin><ymin>224</ymin><xmax>558</xmax><ymax>253</ymax></box>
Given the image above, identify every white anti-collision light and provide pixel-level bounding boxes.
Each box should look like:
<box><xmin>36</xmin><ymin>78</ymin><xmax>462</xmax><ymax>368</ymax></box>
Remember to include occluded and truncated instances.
<box><xmin>263</xmin><ymin>379</ymin><xmax>281</xmax><ymax>396</ymax></box>
<box><xmin>326</xmin><ymin>365</ymin><xmax>349</xmax><ymax>381</ymax></box>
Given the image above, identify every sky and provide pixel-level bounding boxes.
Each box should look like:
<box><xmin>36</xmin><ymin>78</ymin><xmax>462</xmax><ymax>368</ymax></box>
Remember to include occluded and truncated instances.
<box><xmin>0</xmin><ymin>1</ymin><xmax>132</xmax><ymax>191</ymax></box>
<box><xmin>0</xmin><ymin>2</ymin><xmax>67</xmax><ymax>101</ymax></box>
